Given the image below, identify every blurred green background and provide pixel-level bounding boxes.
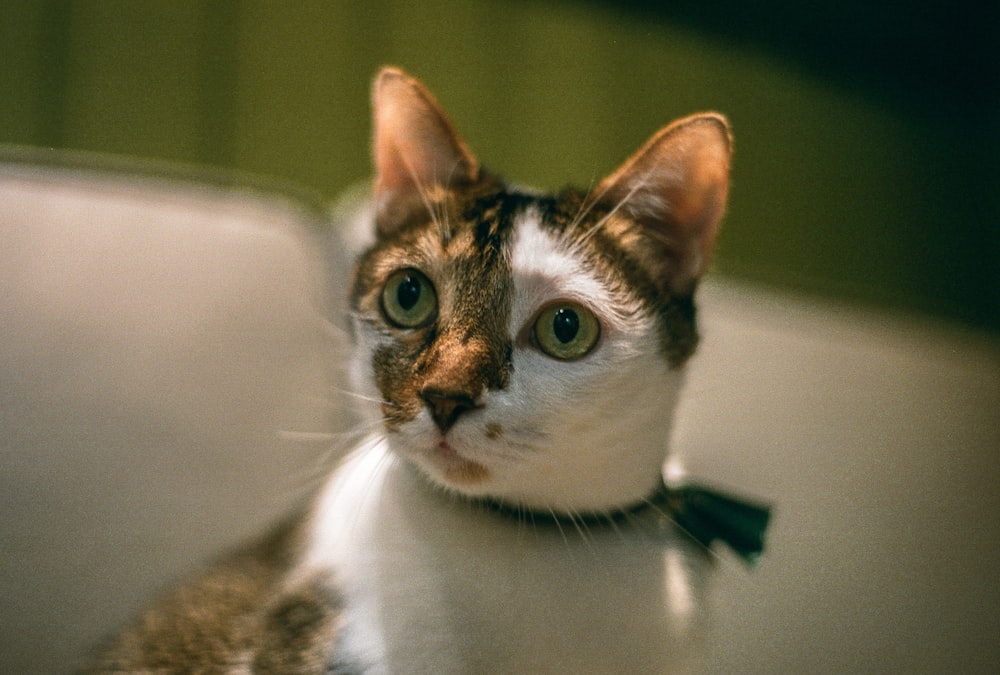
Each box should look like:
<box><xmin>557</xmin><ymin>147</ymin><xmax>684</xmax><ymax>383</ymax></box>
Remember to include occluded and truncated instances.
<box><xmin>2</xmin><ymin>0</ymin><xmax>996</xmax><ymax>331</ymax></box>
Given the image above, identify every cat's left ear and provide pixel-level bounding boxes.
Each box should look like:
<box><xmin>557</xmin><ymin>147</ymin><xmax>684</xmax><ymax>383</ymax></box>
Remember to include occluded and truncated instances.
<box><xmin>596</xmin><ymin>114</ymin><xmax>732</xmax><ymax>294</ymax></box>
<box><xmin>371</xmin><ymin>67</ymin><xmax>480</xmax><ymax>236</ymax></box>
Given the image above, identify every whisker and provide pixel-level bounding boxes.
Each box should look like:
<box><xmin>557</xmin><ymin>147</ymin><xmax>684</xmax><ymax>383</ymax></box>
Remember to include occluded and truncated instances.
<box><xmin>269</xmin><ymin>443</ymin><xmax>348</xmax><ymax>503</ymax></box>
<box><xmin>320</xmin><ymin>317</ymin><xmax>352</xmax><ymax>342</ymax></box>
<box><xmin>566</xmin><ymin>172</ymin><xmax>608</xmax><ymax>233</ymax></box>
<box><xmin>638</xmin><ymin>495</ymin><xmax>725</xmax><ymax>564</ymax></box>
<box><xmin>332</xmin><ymin>387</ymin><xmax>397</xmax><ymax>407</ymax></box>
<box><xmin>639</xmin><ymin>495</ymin><xmax>674</xmax><ymax>521</ymax></box>
<box><xmin>639</xmin><ymin>226</ymin><xmax>679</xmax><ymax>250</ymax></box>
<box><xmin>277</xmin><ymin>414</ymin><xmax>385</xmax><ymax>445</ymax></box>
<box><xmin>576</xmin><ymin>176</ymin><xmax>648</xmax><ymax>247</ymax></box>
<box><xmin>428</xmin><ymin>184</ymin><xmax>448</xmax><ymax>243</ymax></box>
<box><xmin>515</xmin><ymin>503</ymin><xmax>530</xmax><ymax>536</ymax></box>
<box><xmin>525</xmin><ymin>507</ymin><xmax>539</xmax><ymax>537</ymax></box>
<box><xmin>567</xmin><ymin>512</ymin><xmax>596</xmax><ymax>551</ymax></box>
<box><xmin>277</xmin><ymin>430</ymin><xmax>342</xmax><ymax>443</ymax></box>
<box><xmin>399</xmin><ymin>152</ymin><xmax>447</xmax><ymax>242</ymax></box>
<box><xmin>437</xmin><ymin>158</ymin><xmax>467</xmax><ymax>242</ymax></box>
<box><xmin>299</xmin><ymin>394</ymin><xmax>345</xmax><ymax>408</ymax></box>
<box><xmin>547</xmin><ymin>507</ymin><xmax>571</xmax><ymax>547</ymax></box>
<box><xmin>602</xmin><ymin>511</ymin><xmax>626</xmax><ymax>541</ymax></box>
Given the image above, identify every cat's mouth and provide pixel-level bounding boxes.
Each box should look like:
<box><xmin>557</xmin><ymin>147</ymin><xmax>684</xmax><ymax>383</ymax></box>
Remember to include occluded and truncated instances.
<box><xmin>420</xmin><ymin>439</ymin><xmax>490</xmax><ymax>486</ymax></box>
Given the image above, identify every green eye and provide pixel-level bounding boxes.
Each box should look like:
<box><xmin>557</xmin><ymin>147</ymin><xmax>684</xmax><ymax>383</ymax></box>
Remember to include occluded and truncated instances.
<box><xmin>533</xmin><ymin>302</ymin><xmax>600</xmax><ymax>360</ymax></box>
<box><xmin>381</xmin><ymin>268</ymin><xmax>437</xmax><ymax>328</ymax></box>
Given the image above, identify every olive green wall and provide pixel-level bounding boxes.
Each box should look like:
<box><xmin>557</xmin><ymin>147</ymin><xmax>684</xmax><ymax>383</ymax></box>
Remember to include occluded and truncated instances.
<box><xmin>2</xmin><ymin>0</ymin><xmax>996</xmax><ymax>331</ymax></box>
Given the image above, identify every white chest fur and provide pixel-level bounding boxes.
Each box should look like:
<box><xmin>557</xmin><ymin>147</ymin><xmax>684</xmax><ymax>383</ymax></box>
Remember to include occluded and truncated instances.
<box><xmin>300</xmin><ymin>438</ymin><xmax>712</xmax><ymax>674</ymax></box>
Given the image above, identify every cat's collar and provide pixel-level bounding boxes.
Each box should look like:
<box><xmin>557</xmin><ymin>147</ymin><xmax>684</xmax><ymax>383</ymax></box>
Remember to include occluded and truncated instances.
<box><xmin>481</xmin><ymin>481</ymin><xmax>771</xmax><ymax>567</ymax></box>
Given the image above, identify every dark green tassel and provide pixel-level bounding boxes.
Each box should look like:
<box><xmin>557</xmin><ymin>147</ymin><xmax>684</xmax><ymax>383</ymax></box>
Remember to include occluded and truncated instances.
<box><xmin>667</xmin><ymin>484</ymin><xmax>772</xmax><ymax>567</ymax></box>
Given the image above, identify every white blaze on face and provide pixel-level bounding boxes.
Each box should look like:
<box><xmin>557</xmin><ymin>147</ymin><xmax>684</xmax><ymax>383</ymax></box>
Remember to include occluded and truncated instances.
<box><xmin>467</xmin><ymin>209</ymin><xmax>683</xmax><ymax>513</ymax></box>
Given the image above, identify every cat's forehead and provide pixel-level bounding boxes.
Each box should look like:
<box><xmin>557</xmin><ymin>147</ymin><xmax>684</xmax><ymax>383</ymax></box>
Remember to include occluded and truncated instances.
<box><xmin>365</xmin><ymin>188</ymin><xmax>534</xmax><ymax>266</ymax></box>
<box><xmin>363</xmin><ymin>186</ymin><xmax>635</xmax><ymax>303</ymax></box>
<box><xmin>508</xmin><ymin>205</ymin><xmax>625</xmax><ymax>309</ymax></box>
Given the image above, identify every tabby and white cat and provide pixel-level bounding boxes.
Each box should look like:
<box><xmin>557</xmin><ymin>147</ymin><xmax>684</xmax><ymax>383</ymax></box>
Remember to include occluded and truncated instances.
<box><xmin>88</xmin><ymin>67</ymin><xmax>732</xmax><ymax>673</ymax></box>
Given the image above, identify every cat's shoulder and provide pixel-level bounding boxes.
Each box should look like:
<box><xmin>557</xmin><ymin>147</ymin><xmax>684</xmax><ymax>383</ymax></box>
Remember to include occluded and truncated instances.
<box><xmin>82</xmin><ymin>509</ymin><xmax>343</xmax><ymax>674</ymax></box>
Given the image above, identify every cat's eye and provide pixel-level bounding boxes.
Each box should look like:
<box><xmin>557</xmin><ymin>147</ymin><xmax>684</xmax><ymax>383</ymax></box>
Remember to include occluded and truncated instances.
<box><xmin>533</xmin><ymin>302</ymin><xmax>600</xmax><ymax>360</ymax></box>
<box><xmin>381</xmin><ymin>268</ymin><xmax>437</xmax><ymax>328</ymax></box>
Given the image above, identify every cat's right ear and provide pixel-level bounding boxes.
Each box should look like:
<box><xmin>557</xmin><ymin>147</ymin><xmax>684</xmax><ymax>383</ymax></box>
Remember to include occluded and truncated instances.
<box><xmin>595</xmin><ymin>113</ymin><xmax>732</xmax><ymax>295</ymax></box>
<box><xmin>371</xmin><ymin>67</ymin><xmax>480</xmax><ymax>236</ymax></box>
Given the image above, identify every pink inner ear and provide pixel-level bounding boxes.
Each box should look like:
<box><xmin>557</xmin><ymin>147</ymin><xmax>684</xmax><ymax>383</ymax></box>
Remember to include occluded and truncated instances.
<box><xmin>596</xmin><ymin>114</ymin><xmax>731</xmax><ymax>294</ymax></box>
<box><xmin>371</xmin><ymin>68</ymin><xmax>479</xmax><ymax>233</ymax></box>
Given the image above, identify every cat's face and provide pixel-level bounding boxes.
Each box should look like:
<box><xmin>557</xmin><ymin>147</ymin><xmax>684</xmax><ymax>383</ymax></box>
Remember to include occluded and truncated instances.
<box><xmin>347</xmin><ymin>68</ymin><xmax>731</xmax><ymax>514</ymax></box>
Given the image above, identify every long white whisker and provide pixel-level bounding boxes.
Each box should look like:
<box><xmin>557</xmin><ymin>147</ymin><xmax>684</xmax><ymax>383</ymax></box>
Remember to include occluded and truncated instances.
<box><xmin>332</xmin><ymin>387</ymin><xmax>396</xmax><ymax>407</ymax></box>
<box><xmin>639</xmin><ymin>495</ymin><xmax>673</xmax><ymax>521</ymax></box>
<box><xmin>320</xmin><ymin>317</ymin><xmax>352</xmax><ymax>342</ymax></box>
<box><xmin>276</xmin><ymin>418</ymin><xmax>390</xmax><ymax>487</ymax></box>
<box><xmin>576</xmin><ymin>176</ymin><xmax>648</xmax><ymax>247</ymax></box>
<box><xmin>638</xmin><ymin>226</ymin><xmax>680</xmax><ymax>251</ymax></box>
<box><xmin>567</xmin><ymin>172</ymin><xmax>607</xmax><ymax>233</ymax></box>
<box><xmin>567</xmin><ymin>512</ymin><xmax>595</xmax><ymax>551</ymax></box>
<box><xmin>277</xmin><ymin>430</ymin><xmax>343</xmax><ymax>443</ymax></box>
<box><xmin>638</xmin><ymin>495</ymin><xmax>725</xmax><ymax>564</ymax></box>
<box><xmin>437</xmin><ymin>158</ymin><xmax>467</xmax><ymax>243</ymax></box>
<box><xmin>400</xmin><ymin>153</ymin><xmax>447</xmax><ymax>241</ymax></box>
<box><xmin>602</xmin><ymin>511</ymin><xmax>626</xmax><ymax>541</ymax></box>
<box><xmin>547</xmin><ymin>507</ymin><xmax>570</xmax><ymax>547</ymax></box>
<box><xmin>278</xmin><ymin>416</ymin><xmax>384</xmax><ymax>445</ymax></box>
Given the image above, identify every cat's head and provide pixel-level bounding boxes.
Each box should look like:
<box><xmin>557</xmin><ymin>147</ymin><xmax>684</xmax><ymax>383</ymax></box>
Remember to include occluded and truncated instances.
<box><xmin>347</xmin><ymin>67</ymin><xmax>730</xmax><ymax>515</ymax></box>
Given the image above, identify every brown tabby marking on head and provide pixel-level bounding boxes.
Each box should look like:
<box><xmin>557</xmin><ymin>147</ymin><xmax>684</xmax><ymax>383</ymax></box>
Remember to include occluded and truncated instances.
<box><xmin>354</xmin><ymin>187</ymin><xmax>526</xmax><ymax>435</ymax></box>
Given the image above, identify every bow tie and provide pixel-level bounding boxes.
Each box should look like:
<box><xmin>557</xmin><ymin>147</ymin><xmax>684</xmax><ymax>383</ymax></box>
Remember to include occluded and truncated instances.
<box><xmin>661</xmin><ymin>482</ymin><xmax>772</xmax><ymax>567</ymax></box>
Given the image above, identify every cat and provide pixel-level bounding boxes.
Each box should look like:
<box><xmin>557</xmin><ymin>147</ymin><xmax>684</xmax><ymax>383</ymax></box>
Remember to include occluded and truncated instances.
<box><xmin>85</xmin><ymin>66</ymin><xmax>732</xmax><ymax>673</ymax></box>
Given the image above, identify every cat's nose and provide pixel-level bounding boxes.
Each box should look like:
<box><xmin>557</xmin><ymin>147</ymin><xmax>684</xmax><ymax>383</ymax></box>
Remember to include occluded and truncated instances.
<box><xmin>420</xmin><ymin>388</ymin><xmax>479</xmax><ymax>433</ymax></box>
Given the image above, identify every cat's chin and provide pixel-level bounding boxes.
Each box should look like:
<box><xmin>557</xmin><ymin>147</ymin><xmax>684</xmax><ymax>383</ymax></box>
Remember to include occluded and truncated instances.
<box><xmin>394</xmin><ymin>436</ymin><xmax>664</xmax><ymax>516</ymax></box>
<box><xmin>415</xmin><ymin>439</ymin><xmax>491</xmax><ymax>486</ymax></box>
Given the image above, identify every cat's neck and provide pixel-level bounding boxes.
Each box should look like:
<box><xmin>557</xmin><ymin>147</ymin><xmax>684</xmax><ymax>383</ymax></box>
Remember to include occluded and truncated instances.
<box><xmin>296</xmin><ymin>437</ymin><xmax>711</xmax><ymax>673</ymax></box>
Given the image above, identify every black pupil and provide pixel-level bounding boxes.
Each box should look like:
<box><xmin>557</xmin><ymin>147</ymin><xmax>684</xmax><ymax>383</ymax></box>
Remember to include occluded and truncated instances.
<box><xmin>552</xmin><ymin>307</ymin><xmax>580</xmax><ymax>344</ymax></box>
<box><xmin>397</xmin><ymin>274</ymin><xmax>421</xmax><ymax>311</ymax></box>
